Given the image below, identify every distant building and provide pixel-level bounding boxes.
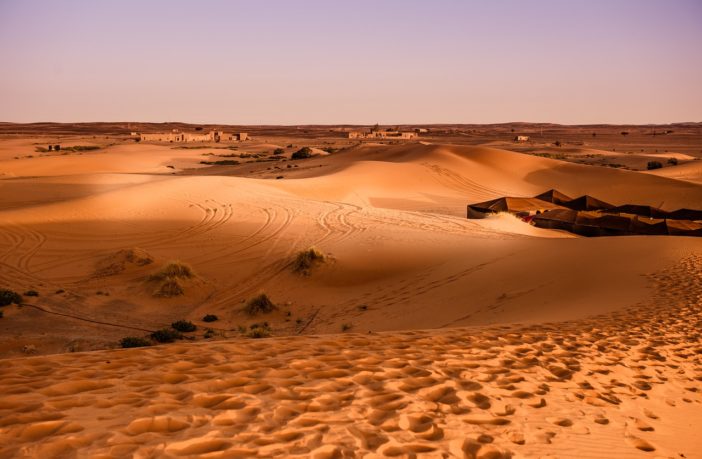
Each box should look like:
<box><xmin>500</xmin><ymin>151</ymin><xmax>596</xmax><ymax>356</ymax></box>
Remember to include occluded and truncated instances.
<box><xmin>348</xmin><ymin>129</ymin><xmax>418</xmax><ymax>140</ymax></box>
<box><xmin>514</xmin><ymin>135</ymin><xmax>529</xmax><ymax>142</ymax></box>
<box><xmin>138</xmin><ymin>129</ymin><xmax>248</xmax><ymax>143</ymax></box>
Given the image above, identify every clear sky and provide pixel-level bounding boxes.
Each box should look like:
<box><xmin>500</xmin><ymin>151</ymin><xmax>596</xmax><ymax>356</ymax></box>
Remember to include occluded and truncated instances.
<box><xmin>1</xmin><ymin>0</ymin><xmax>700</xmax><ymax>124</ymax></box>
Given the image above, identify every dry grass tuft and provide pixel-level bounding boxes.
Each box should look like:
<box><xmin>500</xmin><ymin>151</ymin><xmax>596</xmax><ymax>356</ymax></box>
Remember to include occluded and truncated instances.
<box><xmin>148</xmin><ymin>261</ymin><xmax>194</xmax><ymax>297</ymax></box>
<box><xmin>244</xmin><ymin>293</ymin><xmax>277</xmax><ymax>315</ymax></box>
<box><xmin>292</xmin><ymin>247</ymin><xmax>324</xmax><ymax>275</ymax></box>
<box><xmin>149</xmin><ymin>261</ymin><xmax>194</xmax><ymax>281</ymax></box>
<box><xmin>154</xmin><ymin>278</ymin><xmax>185</xmax><ymax>297</ymax></box>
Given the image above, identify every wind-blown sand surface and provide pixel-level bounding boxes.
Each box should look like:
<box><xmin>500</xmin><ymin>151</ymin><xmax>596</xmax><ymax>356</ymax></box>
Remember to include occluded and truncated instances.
<box><xmin>1</xmin><ymin>255</ymin><xmax>700</xmax><ymax>458</ymax></box>
<box><xmin>1</xmin><ymin>138</ymin><xmax>701</xmax><ymax>457</ymax></box>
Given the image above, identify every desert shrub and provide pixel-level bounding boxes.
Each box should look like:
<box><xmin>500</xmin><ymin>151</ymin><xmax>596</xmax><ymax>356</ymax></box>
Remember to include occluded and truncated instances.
<box><xmin>341</xmin><ymin>323</ymin><xmax>352</xmax><ymax>332</ymax></box>
<box><xmin>149</xmin><ymin>261</ymin><xmax>194</xmax><ymax>281</ymax></box>
<box><xmin>247</xmin><ymin>324</ymin><xmax>271</xmax><ymax>338</ymax></box>
<box><xmin>154</xmin><ymin>278</ymin><xmax>184</xmax><ymax>297</ymax></box>
<box><xmin>0</xmin><ymin>289</ymin><xmax>22</xmax><ymax>306</ymax></box>
<box><xmin>35</xmin><ymin>147</ymin><xmax>49</xmax><ymax>153</ymax></box>
<box><xmin>204</xmin><ymin>328</ymin><xmax>215</xmax><ymax>339</ymax></box>
<box><xmin>202</xmin><ymin>314</ymin><xmax>218</xmax><ymax>322</ymax></box>
<box><xmin>63</xmin><ymin>145</ymin><xmax>100</xmax><ymax>152</ymax></box>
<box><xmin>120</xmin><ymin>336</ymin><xmax>151</xmax><ymax>348</ymax></box>
<box><xmin>171</xmin><ymin>320</ymin><xmax>197</xmax><ymax>332</ymax></box>
<box><xmin>54</xmin><ymin>145</ymin><xmax>61</xmax><ymax>151</ymax></box>
<box><xmin>273</xmin><ymin>148</ymin><xmax>285</xmax><ymax>155</ymax></box>
<box><xmin>200</xmin><ymin>160</ymin><xmax>239</xmax><ymax>166</ymax></box>
<box><xmin>292</xmin><ymin>247</ymin><xmax>324</xmax><ymax>274</ymax></box>
<box><xmin>647</xmin><ymin>161</ymin><xmax>663</xmax><ymax>170</ymax></box>
<box><xmin>55</xmin><ymin>289</ymin><xmax>65</xmax><ymax>294</ymax></box>
<box><xmin>24</xmin><ymin>290</ymin><xmax>39</xmax><ymax>297</ymax></box>
<box><xmin>620</xmin><ymin>131</ymin><xmax>629</xmax><ymax>136</ymax></box>
<box><xmin>150</xmin><ymin>328</ymin><xmax>182</xmax><ymax>343</ymax></box>
<box><xmin>244</xmin><ymin>293</ymin><xmax>277</xmax><ymax>315</ymax></box>
<box><xmin>322</xmin><ymin>147</ymin><xmax>337</xmax><ymax>154</ymax></box>
<box><xmin>667</xmin><ymin>157</ymin><xmax>678</xmax><ymax>166</ymax></box>
<box><xmin>553</xmin><ymin>140</ymin><xmax>561</xmax><ymax>147</ymax></box>
<box><xmin>291</xmin><ymin>147</ymin><xmax>313</xmax><ymax>160</ymax></box>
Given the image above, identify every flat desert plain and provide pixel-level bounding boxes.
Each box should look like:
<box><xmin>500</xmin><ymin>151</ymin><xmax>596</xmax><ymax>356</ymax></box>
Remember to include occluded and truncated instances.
<box><xmin>0</xmin><ymin>123</ymin><xmax>701</xmax><ymax>458</ymax></box>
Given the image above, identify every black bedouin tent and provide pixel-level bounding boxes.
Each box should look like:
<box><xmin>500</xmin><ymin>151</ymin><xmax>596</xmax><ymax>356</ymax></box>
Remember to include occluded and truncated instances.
<box><xmin>467</xmin><ymin>189</ymin><xmax>702</xmax><ymax>237</ymax></box>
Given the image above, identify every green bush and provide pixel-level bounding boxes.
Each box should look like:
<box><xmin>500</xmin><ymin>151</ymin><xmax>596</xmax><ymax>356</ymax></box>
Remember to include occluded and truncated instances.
<box><xmin>0</xmin><ymin>289</ymin><xmax>22</xmax><ymax>306</ymax></box>
<box><xmin>150</xmin><ymin>328</ymin><xmax>182</xmax><ymax>343</ymax></box>
<box><xmin>291</xmin><ymin>147</ymin><xmax>313</xmax><ymax>160</ymax></box>
<box><xmin>120</xmin><ymin>336</ymin><xmax>151</xmax><ymax>348</ymax></box>
<box><xmin>292</xmin><ymin>247</ymin><xmax>324</xmax><ymax>274</ymax></box>
<box><xmin>171</xmin><ymin>320</ymin><xmax>197</xmax><ymax>332</ymax></box>
<box><xmin>647</xmin><ymin>161</ymin><xmax>663</xmax><ymax>170</ymax></box>
<box><xmin>202</xmin><ymin>314</ymin><xmax>218</xmax><ymax>322</ymax></box>
<box><xmin>244</xmin><ymin>293</ymin><xmax>277</xmax><ymax>315</ymax></box>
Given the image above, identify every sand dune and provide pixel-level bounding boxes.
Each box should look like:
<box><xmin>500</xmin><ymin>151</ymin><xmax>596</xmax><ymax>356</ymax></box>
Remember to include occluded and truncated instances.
<box><xmin>1</xmin><ymin>138</ymin><xmax>701</xmax><ymax>457</ymax></box>
<box><xmin>1</xmin><ymin>253</ymin><xmax>700</xmax><ymax>458</ymax></box>
<box><xmin>646</xmin><ymin>160</ymin><xmax>702</xmax><ymax>184</ymax></box>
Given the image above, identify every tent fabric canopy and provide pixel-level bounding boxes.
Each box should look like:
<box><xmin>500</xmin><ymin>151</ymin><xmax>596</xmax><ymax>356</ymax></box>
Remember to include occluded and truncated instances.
<box><xmin>467</xmin><ymin>189</ymin><xmax>701</xmax><ymax>237</ymax></box>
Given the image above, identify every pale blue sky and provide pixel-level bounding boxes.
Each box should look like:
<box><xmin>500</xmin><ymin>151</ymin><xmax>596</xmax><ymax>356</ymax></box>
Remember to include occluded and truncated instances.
<box><xmin>1</xmin><ymin>0</ymin><xmax>700</xmax><ymax>124</ymax></box>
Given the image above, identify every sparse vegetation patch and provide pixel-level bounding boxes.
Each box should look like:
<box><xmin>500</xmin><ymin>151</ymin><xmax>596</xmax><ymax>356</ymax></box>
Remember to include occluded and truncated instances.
<box><xmin>0</xmin><ymin>289</ymin><xmax>22</xmax><ymax>306</ymax></box>
<box><xmin>200</xmin><ymin>160</ymin><xmax>240</xmax><ymax>166</ymax></box>
<box><xmin>244</xmin><ymin>293</ymin><xmax>277</xmax><ymax>315</ymax></box>
<box><xmin>120</xmin><ymin>337</ymin><xmax>151</xmax><ymax>348</ymax></box>
<box><xmin>149</xmin><ymin>261</ymin><xmax>194</xmax><ymax>281</ymax></box>
<box><xmin>202</xmin><ymin>314</ymin><xmax>218</xmax><ymax>322</ymax></box>
<box><xmin>247</xmin><ymin>323</ymin><xmax>271</xmax><ymax>338</ymax></box>
<box><xmin>171</xmin><ymin>320</ymin><xmax>197</xmax><ymax>332</ymax></box>
<box><xmin>154</xmin><ymin>278</ymin><xmax>185</xmax><ymax>297</ymax></box>
<box><xmin>291</xmin><ymin>147</ymin><xmax>313</xmax><ymax>160</ymax></box>
<box><xmin>292</xmin><ymin>247</ymin><xmax>325</xmax><ymax>275</ymax></box>
<box><xmin>150</xmin><ymin>328</ymin><xmax>182</xmax><ymax>343</ymax></box>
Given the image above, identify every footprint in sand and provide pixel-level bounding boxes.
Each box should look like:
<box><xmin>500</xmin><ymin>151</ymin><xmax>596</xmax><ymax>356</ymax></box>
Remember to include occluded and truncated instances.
<box><xmin>625</xmin><ymin>435</ymin><xmax>656</xmax><ymax>452</ymax></box>
<box><xmin>546</xmin><ymin>417</ymin><xmax>573</xmax><ymax>427</ymax></box>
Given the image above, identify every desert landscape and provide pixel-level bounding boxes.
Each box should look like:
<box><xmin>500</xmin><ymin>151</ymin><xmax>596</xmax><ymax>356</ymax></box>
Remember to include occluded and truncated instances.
<box><xmin>2</xmin><ymin>0</ymin><xmax>701</xmax><ymax>457</ymax></box>
<box><xmin>0</xmin><ymin>123</ymin><xmax>701</xmax><ymax>458</ymax></box>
